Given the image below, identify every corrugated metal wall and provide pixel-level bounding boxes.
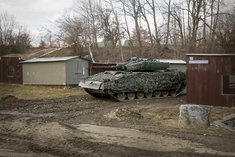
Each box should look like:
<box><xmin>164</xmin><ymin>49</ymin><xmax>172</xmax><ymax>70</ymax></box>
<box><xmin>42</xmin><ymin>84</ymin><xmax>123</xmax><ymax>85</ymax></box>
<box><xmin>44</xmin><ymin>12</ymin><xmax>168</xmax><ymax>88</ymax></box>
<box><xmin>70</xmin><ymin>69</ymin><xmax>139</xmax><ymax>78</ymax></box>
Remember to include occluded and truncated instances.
<box><xmin>186</xmin><ymin>54</ymin><xmax>235</xmax><ymax>107</ymax></box>
<box><xmin>66</xmin><ymin>58</ymin><xmax>89</xmax><ymax>85</ymax></box>
<box><xmin>0</xmin><ymin>58</ymin><xmax>2</xmax><ymax>82</ymax></box>
<box><xmin>0</xmin><ymin>57</ymin><xmax>23</xmax><ymax>84</ymax></box>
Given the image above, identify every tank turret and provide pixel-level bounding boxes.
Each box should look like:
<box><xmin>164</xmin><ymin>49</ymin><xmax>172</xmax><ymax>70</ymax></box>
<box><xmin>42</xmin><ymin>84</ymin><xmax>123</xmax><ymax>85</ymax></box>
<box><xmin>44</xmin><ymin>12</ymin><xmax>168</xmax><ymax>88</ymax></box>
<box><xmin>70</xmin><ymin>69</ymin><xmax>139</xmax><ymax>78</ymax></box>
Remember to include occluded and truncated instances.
<box><xmin>116</xmin><ymin>57</ymin><xmax>169</xmax><ymax>72</ymax></box>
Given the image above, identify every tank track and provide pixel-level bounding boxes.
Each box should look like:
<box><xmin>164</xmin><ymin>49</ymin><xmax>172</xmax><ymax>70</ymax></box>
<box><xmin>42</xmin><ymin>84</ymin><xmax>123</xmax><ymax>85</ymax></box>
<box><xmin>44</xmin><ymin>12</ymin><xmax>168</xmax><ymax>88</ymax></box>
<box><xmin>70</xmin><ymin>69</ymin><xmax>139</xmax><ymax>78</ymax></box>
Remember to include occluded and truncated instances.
<box><xmin>110</xmin><ymin>89</ymin><xmax>184</xmax><ymax>101</ymax></box>
<box><xmin>109</xmin><ymin>82</ymin><xmax>186</xmax><ymax>101</ymax></box>
<box><xmin>84</xmin><ymin>83</ymin><xmax>186</xmax><ymax>101</ymax></box>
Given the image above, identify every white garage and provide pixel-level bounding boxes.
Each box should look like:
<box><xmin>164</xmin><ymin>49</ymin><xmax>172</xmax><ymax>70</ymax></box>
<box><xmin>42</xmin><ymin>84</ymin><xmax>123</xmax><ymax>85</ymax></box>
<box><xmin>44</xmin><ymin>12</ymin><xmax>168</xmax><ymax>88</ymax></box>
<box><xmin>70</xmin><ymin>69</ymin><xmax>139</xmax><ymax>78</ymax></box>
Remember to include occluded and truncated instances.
<box><xmin>21</xmin><ymin>56</ymin><xmax>89</xmax><ymax>85</ymax></box>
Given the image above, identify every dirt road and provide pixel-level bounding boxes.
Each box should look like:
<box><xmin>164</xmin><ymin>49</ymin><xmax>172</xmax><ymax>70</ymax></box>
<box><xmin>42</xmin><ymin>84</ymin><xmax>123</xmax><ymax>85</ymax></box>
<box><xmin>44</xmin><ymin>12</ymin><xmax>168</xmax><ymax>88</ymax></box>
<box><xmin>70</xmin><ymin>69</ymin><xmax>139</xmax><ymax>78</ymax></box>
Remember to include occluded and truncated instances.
<box><xmin>0</xmin><ymin>94</ymin><xmax>235</xmax><ymax>157</ymax></box>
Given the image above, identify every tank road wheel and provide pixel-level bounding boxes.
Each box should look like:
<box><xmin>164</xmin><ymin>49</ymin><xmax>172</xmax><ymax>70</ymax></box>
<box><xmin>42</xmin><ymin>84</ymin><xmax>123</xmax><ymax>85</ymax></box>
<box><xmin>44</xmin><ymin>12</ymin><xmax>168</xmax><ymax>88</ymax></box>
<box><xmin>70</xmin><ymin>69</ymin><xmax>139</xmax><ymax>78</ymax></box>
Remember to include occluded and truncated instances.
<box><xmin>170</xmin><ymin>90</ymin><xmax>177</xmax><ymax>97</ymax></box>
<box><xmin>162</xmin><ymin>91</ymin><xmax>169</xmax><ymax>97</ymax></box>
<box><xmin>153</xmin><ymin>91</ymin><xmax>161</xmax><ymax>98</ymax></box>
<box><xmin>116</xmin><ymin>93</ymin><xmax>126</xmax><ymax>101</ymax></box>
<box><xmin>145</xmin><ymin>92</ymin><xmax>153</xmax><ymax>99</ymax></box>
<box><xmin>136</xmin><ymin>92</ymin><xmax>145</xmax><ymax>99</ymax></box>
<box><xmin>127</xmin><ymin>92</ymin><xmax>136</xmax><ymax>100</ymax></box>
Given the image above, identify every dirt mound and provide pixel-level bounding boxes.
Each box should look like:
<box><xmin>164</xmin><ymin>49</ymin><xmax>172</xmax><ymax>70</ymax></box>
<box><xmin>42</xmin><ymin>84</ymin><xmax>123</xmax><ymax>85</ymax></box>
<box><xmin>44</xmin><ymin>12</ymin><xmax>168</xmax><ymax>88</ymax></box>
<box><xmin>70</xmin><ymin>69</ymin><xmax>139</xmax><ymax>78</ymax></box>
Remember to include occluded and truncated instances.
<box><xmin>105</xmin><ymin>108</ymin><xmax>143</xmax><ymax>121</ymax></box>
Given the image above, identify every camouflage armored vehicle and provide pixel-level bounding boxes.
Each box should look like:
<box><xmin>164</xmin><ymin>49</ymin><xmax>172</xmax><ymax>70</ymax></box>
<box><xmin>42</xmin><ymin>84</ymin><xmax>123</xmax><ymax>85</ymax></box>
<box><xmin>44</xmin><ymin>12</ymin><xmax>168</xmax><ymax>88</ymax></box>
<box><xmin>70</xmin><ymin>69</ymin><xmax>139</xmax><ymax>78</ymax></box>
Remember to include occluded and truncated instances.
<box><xmin>79</xmin><ymin>57</ymin><xmax>186</xmax><ymax>101</ymax></box>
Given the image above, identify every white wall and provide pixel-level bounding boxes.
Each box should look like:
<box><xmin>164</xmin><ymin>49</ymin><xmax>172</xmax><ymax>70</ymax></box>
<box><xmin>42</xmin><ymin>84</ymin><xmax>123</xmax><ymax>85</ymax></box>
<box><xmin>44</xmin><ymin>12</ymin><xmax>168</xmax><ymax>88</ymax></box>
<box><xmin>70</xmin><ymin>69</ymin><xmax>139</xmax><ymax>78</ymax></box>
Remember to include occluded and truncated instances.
<box><xmin>23</xmin><ymin>62</ymin><xmax>66</xmax><ymax>85</ymax></box>
<box><xmin>23</xmin><ymin>58</ymin><xmax>89</xmax><ymax>85</ymax></box>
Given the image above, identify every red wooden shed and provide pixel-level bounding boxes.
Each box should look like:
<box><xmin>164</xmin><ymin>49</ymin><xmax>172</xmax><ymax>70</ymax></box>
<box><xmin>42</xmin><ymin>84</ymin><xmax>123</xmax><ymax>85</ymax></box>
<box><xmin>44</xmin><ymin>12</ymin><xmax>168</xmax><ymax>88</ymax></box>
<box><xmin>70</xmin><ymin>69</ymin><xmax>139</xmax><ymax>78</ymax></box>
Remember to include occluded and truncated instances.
<box><xmin>186</xmin><ymin>54</ymin><xmax>235</xmax><ymax>107</ymax></box>
<box><xmin>0</xmin><ymin>57</ymin><xmax>23</xmax><ymax>84</ymax></box>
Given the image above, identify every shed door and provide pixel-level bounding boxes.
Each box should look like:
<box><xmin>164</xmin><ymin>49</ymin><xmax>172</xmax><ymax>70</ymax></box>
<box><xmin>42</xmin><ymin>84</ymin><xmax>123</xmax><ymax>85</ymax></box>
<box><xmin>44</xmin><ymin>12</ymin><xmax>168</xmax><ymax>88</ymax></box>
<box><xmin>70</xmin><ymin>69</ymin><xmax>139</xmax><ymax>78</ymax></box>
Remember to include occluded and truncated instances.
<box><xmin>77</xmin><ymin>60</ymin><xmax>88</xmax><ymax>82</ymax></box>
<box><xmin>77</xmin><ymin>61</ymin><xmax>82</xmax><ymax>82</ymax></box>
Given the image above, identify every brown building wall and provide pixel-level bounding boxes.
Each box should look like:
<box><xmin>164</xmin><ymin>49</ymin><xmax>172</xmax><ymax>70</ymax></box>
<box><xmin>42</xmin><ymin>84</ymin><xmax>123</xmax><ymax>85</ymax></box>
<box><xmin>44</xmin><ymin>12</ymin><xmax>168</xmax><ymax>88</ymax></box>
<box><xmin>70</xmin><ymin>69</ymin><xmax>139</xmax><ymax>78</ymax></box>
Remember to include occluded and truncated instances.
<box><xmin>89</xmin><ymin>63</ymin><xmax>116</xmax><ymax>75</ymax></box>
<box><xmin>0</xmin><ymin>57</ymin><xmax>23</xmax><ymax>84</ymax></box>
<box><xmin>0</xmin><ymin>58</ymin><xmax>2</xmax><ymax>82</ymax></box>
<box><xmin>186</xmin><ymin>54</ymin><xmax>235</xmax><ymax>107</ymax></box>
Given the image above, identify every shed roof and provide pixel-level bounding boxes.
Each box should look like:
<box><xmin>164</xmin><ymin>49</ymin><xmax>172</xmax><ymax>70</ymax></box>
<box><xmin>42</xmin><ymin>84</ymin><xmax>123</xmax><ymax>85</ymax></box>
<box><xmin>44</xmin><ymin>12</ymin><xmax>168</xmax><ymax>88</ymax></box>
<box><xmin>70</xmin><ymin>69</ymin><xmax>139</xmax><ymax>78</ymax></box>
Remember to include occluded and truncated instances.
<box><xmin>21</xmin><ymin>56</ymin><xmax>79</xmax><ymax>63</ymax></box>
<box><xmin>157</xmin><ymin>59</ymin><xmax>186</xmax><ymax>64</ymax></box>
<box><xmin>186</xmin><ymin>53</ymin><xmax>235</xmax><ymax>56</ymax></box>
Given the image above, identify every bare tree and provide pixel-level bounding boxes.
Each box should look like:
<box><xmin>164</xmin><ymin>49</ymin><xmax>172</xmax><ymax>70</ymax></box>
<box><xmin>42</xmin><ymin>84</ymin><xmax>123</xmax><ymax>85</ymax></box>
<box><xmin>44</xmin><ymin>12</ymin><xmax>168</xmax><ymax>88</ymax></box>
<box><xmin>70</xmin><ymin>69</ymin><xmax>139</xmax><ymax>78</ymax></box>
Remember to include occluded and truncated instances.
<box><xmin>14</xmin><ymin>26</ymin><xmax>31</xmax><ymax>52</ymax></box>
<box><xmin>0</xmin><ymin>12</ymin><xmax>30</xmax><ymax>55</ymax></box>
<box><xmin>137</xmin><ymin>0</ymin><xmax>154</xmax><ymax>48</ymax></box>
<box><xmin>39</xmin><ymin>26</ymin><xmax>55</xmax><ymax>48</ymax></box>
<box><xmin>97</xmin><ymin>7</ymin><xmax>123</xmax><ymax>48</ymax></box>
<box><xmin>56</xmin><ymin>14</ymin><xmax>86</xmax><ymax>55</ymax></box>
<box><xmin>186</xmin><ymin>0</ymin><xmax>203</xmax><ymax>51</ymax></box>
<box><xmin>120</xmin><ymin>0</ymin><xmax>143</xmax><ymax>56</ymax></box>
<box><xmin>171</xmin><ymin>3</ymin><xmax>185</xmax><ymax>47</ymax></box>
<box><xmin>211</xmin><ymin>0</ymin><xmax>221</xmax><ymax>41</ymax></box>
<box><xmin>75</xmin><ymin>0</ymin><xmax>99</xmax><ymax>49</ymax></box>
<box><xmin>121</xmin><ymin>1</ymin><xmax>134</xmax><ymax>49</ymax></box>
<box><xmin>106</xmin><ymin>0</ymin><xmax>124</xmax><ymax>61</ymax></box>
<box><xmin>164</xmin><ymin>0</ymin><xmax>172</xmax><ymax>47</ymax></box>
<box><xmin>146</xmin><ymin>0</ymin><xmax>162</xmax><ymax>49</ymax></box>
<box><xmin>202</xmin><ymin>0</ymin><xmax>206</xmax><ymax>49</ymax></box>
<box><xmin>52</xmin><ymin>0</ymin><xmax>235</xmax><ymax>60</ymax></box>
<box><xmin>0</xmin><ymin>13</ymin><xmax>16</xmax><ymax>47</ymax></box>
<box><xmin>216</xmin><ymin>10</ymin><xmax>235</xmax><ymax>52</ymax></box>
<box><xmin>184</xmin><ymin>0</ymin><xmax>224</xmax><ymax>51</ymax></box>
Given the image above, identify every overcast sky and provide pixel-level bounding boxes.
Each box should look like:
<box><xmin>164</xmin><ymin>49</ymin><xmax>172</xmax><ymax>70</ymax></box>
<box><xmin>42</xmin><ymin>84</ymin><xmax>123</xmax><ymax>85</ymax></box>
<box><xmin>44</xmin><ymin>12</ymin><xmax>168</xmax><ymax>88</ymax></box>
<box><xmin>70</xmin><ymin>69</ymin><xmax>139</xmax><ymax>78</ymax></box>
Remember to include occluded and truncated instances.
<box><xmin>0</xmin><ymin>0</ymin><xmax>74</xmax><ymax>44</ymax></box>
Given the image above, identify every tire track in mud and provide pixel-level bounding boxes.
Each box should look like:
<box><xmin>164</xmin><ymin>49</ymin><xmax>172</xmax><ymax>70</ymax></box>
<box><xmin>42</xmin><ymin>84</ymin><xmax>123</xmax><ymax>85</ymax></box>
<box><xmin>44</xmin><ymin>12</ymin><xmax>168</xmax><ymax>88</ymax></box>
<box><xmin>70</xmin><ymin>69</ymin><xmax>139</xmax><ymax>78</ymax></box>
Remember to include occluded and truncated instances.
<box><xmin>0</xmin><ymin>134</ymin><xmax>88</xmax><ymax>157</ymax></box>
<box><xmin>0</xmin><ymin>133</ymin><xmax>227</xmax><ymax>157</ymax></box>
<box><xmin>0</xmin><ymin>96</ymin><xmax>120</xmax><ymax>121</ymax></box>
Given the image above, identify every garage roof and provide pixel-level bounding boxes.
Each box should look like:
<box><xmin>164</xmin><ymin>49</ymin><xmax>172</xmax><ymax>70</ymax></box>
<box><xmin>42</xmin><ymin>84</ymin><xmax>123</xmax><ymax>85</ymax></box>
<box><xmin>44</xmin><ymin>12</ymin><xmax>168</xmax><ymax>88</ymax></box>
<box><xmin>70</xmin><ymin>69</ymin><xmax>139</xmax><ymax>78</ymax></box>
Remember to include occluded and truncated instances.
<box><xmin>186</xmin><ymin>53</ymin><xmax>235</xmax><ymax>56</ymax></box>
<box><xmin>158</xmin><ymin>59</ymin><xmax>186</xmax><ymax>64</ymax></box>
<box><xmin>21</xmin><ymin>56</ymin><xmax>79</xmax><ymax>63</ymax></box>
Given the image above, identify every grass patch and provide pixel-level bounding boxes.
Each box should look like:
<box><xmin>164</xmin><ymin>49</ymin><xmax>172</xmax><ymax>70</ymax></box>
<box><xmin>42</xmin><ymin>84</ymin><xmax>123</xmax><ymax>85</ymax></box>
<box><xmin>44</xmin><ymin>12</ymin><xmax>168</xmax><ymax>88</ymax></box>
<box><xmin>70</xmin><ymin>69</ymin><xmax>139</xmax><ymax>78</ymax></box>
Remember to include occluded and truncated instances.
<box><xmin>0</xmin><ymin>83</ymin><xmax>86</xmax><ymax>100</ymax></box>
<box><xmin>142</xmin><ymin>105</ymin><xmax>180</xmax><ymax>128</ymax></box>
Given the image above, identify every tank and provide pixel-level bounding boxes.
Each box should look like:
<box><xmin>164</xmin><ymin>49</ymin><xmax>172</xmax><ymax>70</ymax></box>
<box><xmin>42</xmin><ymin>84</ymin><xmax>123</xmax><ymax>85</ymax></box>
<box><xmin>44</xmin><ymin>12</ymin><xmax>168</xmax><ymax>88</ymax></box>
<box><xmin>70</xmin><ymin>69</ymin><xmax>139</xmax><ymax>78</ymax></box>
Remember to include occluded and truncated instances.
<box><xmin>79</xmin><ymin>57</ymin><xmax>186</xmax><ymax>101</ymax></box>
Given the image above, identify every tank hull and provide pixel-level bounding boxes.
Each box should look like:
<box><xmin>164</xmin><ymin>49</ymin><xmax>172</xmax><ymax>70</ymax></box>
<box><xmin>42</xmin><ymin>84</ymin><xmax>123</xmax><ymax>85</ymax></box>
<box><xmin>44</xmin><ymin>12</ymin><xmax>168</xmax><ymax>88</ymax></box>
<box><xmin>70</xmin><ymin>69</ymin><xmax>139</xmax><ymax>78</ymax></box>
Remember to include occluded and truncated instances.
<box><xmin>79</xmin><ymin>70</ymin><xmax>186</xmax><ymax>101</ymax></box>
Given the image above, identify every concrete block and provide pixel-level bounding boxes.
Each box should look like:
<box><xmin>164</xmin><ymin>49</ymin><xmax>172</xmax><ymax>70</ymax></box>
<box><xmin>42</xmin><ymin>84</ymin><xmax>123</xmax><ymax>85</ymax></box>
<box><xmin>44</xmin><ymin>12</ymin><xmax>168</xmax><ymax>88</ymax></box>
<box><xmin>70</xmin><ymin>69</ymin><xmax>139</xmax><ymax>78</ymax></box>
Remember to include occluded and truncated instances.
<box><xmin>179</xmin><ymin>104</ymin><xmax>211</xmax><ymax>127</ymax></box>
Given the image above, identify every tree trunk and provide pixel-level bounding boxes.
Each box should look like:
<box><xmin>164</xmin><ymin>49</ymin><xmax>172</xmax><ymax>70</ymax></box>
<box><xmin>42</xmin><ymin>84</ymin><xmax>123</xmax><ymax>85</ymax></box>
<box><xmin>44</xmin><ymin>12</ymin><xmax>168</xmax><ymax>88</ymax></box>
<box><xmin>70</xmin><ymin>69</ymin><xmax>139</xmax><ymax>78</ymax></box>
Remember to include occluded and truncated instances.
<box><xmin>109</xmin><ymin>0</ymin><xmax>124</xmax><ymax>61</ymax></box>
<box><xmin>138</xmin><ymin>0</ymin><xmax>154</xmax><ymax>49</ymax></box>
<box><xmin>134</xmin><ymin>15</ymin><xmax>143</xmax><ymax>56</ymax></box>
<box><xmin>122</xmin><ymin>2</ymin><xmax>134</xmax><ymax>50</ymax></box>
<box><xmin>150</xmin><ymin>0</ymin><xmax>161</xmax><ymax>48</ymax></box>
<box><xmin>165</xmin><ymin>0</ymin><xmax>171</xmax><ymax>47</ymax></box>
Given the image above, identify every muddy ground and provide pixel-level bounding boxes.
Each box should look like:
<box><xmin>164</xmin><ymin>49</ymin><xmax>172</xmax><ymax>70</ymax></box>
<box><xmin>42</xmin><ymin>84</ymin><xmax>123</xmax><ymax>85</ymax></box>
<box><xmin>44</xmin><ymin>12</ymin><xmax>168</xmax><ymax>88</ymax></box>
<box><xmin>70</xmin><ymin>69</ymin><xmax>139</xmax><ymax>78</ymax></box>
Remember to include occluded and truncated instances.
<box><xmin>0</xmin><ymin>92</ymin><xmax>235</xmax><ymax>157</ymax></box>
